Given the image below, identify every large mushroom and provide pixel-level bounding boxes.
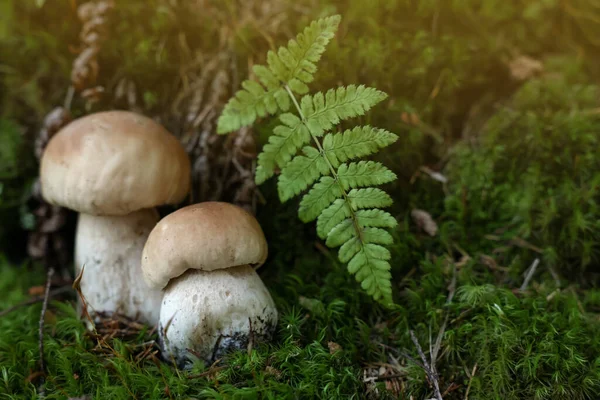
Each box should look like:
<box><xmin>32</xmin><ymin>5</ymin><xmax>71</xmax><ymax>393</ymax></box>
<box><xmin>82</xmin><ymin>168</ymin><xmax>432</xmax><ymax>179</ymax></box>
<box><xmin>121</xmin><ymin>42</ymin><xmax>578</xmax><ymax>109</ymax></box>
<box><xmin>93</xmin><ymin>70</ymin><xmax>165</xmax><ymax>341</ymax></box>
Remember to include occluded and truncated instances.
<box><xmin>141</xmin><ymin>202</ymin><xmax>278</xmax><ymax>368</ymax></box>
<box><xmin>40</xmin><ymin>110</ymin><xmax>191</xmax><ymax>326</ymax></box>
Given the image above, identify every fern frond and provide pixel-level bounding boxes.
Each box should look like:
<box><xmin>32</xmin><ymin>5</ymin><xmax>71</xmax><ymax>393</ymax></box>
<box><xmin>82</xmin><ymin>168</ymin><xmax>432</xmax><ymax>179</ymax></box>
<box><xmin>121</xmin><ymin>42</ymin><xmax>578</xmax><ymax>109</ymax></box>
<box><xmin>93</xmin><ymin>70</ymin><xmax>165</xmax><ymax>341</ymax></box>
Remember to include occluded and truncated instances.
<box><xmin>277</xmin><ymin>126</ymin><xmax>397</xmax><ymax>200</ymax></box>
<box><xmin>217</xmin><ymin>14</ymin><xmax>400</xmax><ymax>306</ymax></box>
<box><xmin>337</xmin><ymin>161</ymin><xmax>397</xmax><ymax>189</ymax></box>
<box><xmin>355</xmin><ymin>209</ymin><xmax>398</xmax><ymax>228</ymax></box>
<box><xmin>301</xmin><ymin>86</ymin><xmax>388</xmax><ymax>136</ymax></box>
<box><xmin>298</xmin><ymin>176</ymin><xmax>343</xmax><ymax>222</ymax></box>
<box><xmin>217</xmin><ymin>85</ymin><xmax>289</xmax><ymax>134</ymax></box>
<box><xmin>339</xmin><ymin>236</ymin><xmax>362</xmax><ymax>263</ymax></box>
<box><xmin>296</xmin><ymin>161</ymin><xmax>394</xmax><ymax>223</ymax></box>
<box><xmin>278</xmin><ymin>146</ymin><xmax>330</xmax><ymax>201</ymax></box>
<box><xmin>316</xmin><ymin>188</ymin><xmax>393</xmax><ymax>239</ymax></box>
<box><xmin>255</xmin><ymin>114</ymin><xmax>311</xmax><ymax>184</ymax></box>
<box><xmin>325</xmin><ymin>218</ymin><xmax>355</xmax><ymax>248</ymax></box>
<box><xmin>216</xmin><ymin>15</ymin><xmax>340</xmax><ymax>134</ymax></box>
<box><xmin>317</xmin><ymin>199</ymin><xmax>351</xmax><ymax>239</ymax></box>
<box><xmin>347</xmin><ymin>188</ymin><xmax>393</xmax><ymax>210</ymax></box>
<box><xmin>331</xmin><ymin>221</ymin><xmax>395</xmax><ymax>303</ymax></box>
<box><xmin>323</xmin><ymin>126</ymin><xmax>398</xmax><ymax>167</ymax></box>
<box><xmin>325</xmin><ymin>210</ymin><xmax>397</xmax><ymax>247</ymax></box>
<box><xmin>361</xmin><ymin>227</ymin><xmax>394</xmax><ymax>245</ymax></box>
<box><xmin>348</xmin><ymin>249</ymin><xmax>392</xmax><ymax>302</ymax></box>
<box><xmin>271</xmin><ymin>15</ymin><xmax>341</xmax><ymax>91</ymax></box>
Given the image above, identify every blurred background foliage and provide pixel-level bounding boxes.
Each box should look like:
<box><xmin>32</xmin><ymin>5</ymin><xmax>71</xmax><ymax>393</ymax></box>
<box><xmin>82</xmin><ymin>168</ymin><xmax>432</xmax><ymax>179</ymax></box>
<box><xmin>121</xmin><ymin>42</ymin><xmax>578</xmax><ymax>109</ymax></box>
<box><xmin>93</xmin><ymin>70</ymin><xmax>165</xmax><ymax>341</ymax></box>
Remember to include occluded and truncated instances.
<box><xmin>2</xmin><ymin>0</ymin><xmax>600</xmax><ymax>398</ymax></box>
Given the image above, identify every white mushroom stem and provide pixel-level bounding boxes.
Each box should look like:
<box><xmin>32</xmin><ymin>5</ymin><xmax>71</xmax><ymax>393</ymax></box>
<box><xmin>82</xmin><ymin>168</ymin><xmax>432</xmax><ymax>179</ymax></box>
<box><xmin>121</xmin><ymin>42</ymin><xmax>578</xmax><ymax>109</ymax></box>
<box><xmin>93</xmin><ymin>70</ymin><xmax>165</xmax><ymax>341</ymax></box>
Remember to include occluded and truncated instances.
<box><xmin>75</xmin><ymin>208</ymin><xmax>163</xmax><ymax>326</ymax></box>
<box><xmin>159</xmin><ymin>265</ymin><xmax>278</xmax><ymax>368</ymax></box>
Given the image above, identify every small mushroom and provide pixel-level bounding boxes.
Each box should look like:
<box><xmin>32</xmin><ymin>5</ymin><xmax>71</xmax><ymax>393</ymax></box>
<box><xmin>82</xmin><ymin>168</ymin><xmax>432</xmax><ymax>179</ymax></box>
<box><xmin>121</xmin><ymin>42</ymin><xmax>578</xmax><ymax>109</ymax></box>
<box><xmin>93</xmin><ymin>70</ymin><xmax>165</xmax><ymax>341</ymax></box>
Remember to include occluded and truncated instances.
<box><xmin>141</xmin><ymin>202</ymin><xmax>278</xmax><ymax>368</ymax></box>
<box><xmin>40</xmin><ymin>110</ymin><xmax>191</xmax><ymax>326</ymax></box>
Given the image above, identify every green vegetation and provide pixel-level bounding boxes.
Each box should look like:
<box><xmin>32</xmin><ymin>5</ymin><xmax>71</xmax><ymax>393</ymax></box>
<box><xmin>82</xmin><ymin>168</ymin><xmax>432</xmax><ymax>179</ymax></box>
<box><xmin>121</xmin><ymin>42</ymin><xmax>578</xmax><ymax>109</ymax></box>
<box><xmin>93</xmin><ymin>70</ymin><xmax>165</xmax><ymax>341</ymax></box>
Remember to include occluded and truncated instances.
<box><xmin>444</xmin><ymin>59</ymin><xmax>600</xmax><ymax>277</ymax></box>
<box><xmin>218</xmin><ymin>15</ymin><xmax>399</xmax><ymax>304</ymax></box>
<box><xmin>0</xmin><ymin>119</ymin><xmax>34</xmax><ymax>256</ymax></box>
<box><xmin>2</xmin><ymin>0</ymin><xmax>600</xmax><ymax>399</ymax></box>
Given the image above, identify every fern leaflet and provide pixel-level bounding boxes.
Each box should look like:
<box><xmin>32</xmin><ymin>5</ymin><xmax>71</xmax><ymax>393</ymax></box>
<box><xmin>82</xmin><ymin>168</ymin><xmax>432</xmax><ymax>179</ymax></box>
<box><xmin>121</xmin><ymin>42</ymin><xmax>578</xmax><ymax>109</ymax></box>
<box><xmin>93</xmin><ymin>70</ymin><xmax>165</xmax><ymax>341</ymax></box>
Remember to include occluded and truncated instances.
<box><xmin>337</xmin><ymin>161</ymin><xmax>397</xmax><ymax>190</ymax></box>
<box><xmin>258</xmin><ymin>87</ymin><xmax>388</xmax><ymax>183</ymax></box>
<box><xmin>255</xmin><ymin>115</ymin><xmax>311</xmax><ymax>184</ymax></box>
<box><xmin>323</xmin><ymin>126</ymin><xmax>398</xmax><ymax>166</ymax></box>
<box><xmin>317</xmin><ymin>189</ymin><xmax>393</xmax><ymax>238</ymax></box>
<box><xmin>301</xmin><ymin>86</ymin><xmax>388</xmax><ymax>136</ymax></box>
<box><xmin>217</xmin><ymin>15</ymin><xmax>400</xmax><ymax>305</ymax></box>
<box><xmin>217</xmin><ymin>15</ymin><xmax>341</xmax><ymax>134</ymax></box>
<box><xmin>278</xmin><ymin>146</ymin><xmax>330</xmax><ymax>201</ymax></box>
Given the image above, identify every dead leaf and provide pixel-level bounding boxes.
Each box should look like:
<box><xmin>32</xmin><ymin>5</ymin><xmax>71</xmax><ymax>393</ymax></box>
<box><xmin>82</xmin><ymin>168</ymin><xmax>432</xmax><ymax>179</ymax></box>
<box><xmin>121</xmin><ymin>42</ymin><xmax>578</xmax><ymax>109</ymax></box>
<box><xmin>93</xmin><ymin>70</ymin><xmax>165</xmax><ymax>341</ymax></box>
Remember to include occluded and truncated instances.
<box><xmin>401</xmin><ymin>111</ymin><xmax>420</xmax><ymax>125</ymax></box>
<box><xmin>411</xmin><ymin>209</ymin><xmax>438</xmax><ymax>236</ymax></box>
<box><xmin>508</xmin><ymin>55</ymin><xmax>543</xmax><ymax>81</ymax></box>
<box><xmin>28</xmin><ymin>286</ymin><xmax>46</xmax><ymax>296</ymax></box>
<box><xmin>419</xmin><ymin>166</ymin><xmax>448</xmax><ymax>184</ymax></box>
<box><xmin>328</xmin><ymin>341</ymin><xmax>342</xmax><ymax>354</ymax></box>
<box><xmin>265</xmin><ymin>366</ymin><xmax>282</xmax><ymax>379</ymax></box>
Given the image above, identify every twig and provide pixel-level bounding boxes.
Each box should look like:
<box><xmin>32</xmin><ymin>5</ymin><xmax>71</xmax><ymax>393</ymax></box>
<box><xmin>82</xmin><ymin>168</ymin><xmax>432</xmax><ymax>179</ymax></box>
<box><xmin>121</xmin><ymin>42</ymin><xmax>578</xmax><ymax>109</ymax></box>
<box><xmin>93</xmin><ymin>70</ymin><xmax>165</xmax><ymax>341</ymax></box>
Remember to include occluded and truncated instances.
<box><xmin>548</xmin><ymin>265</ymin><xmax>561</xmax><ymax>288</ymax></box>
<box><xmin>519</xmin><ymin>258</ymin><xmax>540</xmax><ymax>292</ymax></box>
<box><xmin>0</xmin><ymin>286</ymin><xmax>72</xmax><ymax>317</ymax></box>
<box><xmin>446</xmin><ymin>263</ymin><xmax>457</xmax><ymax>305</ymax></box>
<box><xmin>408</xmin><ymin>330</ymin><xmax>443</xmax><ymax>400</ymax></box>
<box><xmin>399</xmin><ymin>350</ymin><xmax>425</xmax><ymax>370</ymax></box>
<box><xmin>38</xmin><ymin>265</ymin><xmax>55</xmax><ymax>396</ymax></box>
<box><xmin>431</xmin><ymin>314</ymin><xmax>448</xmax><ymax>367</ymax></box>
<box><xmin>73</xmin><ymin>265</ymin><xmax>97</xmax><ymax>330</ymax></box>
<box><xmin>63</xmin><ymin>85</ymin><xmax>75</xmax><ymax>110</ymax></box>
<box><xmin>509</xmin><ymin>237</ymin><xmax>543</xmax><ymax>254</ymax></box>
<box><xmin>186</xmin><ymin>358</ymin><xmax>223</xmax><ymax>379</ymax></box>
<box><xmin>464</xmin><ymin>363</ymin><xmax>477</xmax><ymax>400</ymax></box>
<box><xmin>429</xmin><ymin>262</ymin><xmax>455</xmax><ymax>377</ymax></box>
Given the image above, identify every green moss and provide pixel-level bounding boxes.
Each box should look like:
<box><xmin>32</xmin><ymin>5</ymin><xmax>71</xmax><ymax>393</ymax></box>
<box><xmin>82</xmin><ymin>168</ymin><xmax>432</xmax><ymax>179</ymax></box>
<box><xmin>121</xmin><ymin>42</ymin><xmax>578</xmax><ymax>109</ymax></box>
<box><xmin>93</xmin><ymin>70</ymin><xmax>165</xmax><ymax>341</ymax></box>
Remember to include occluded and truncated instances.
<box><xmin>2</xmin><ymin>226</ymin><xmax>600</xmax><ymax>399</ymax></box>
<box><xmin>2</xmin><ymin>0</ymin><xmax>600</xmax><ymax>398</ymax></box>
<box><xmin>0</xmin><ymin>119</ymin><xmax>35</xmax><ymax>256</ymax></box>
<box><xmin>443</xmin><ymin>58</ymin><xmax>600</xmax><ymax>277</ymax></box>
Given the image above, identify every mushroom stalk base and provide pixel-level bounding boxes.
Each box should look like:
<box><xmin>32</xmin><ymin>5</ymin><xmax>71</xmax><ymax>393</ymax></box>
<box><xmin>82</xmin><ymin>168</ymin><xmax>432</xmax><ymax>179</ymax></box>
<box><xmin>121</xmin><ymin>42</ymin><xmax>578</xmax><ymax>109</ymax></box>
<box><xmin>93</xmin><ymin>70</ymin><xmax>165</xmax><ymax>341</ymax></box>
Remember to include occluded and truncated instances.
<box><xmin>75</xmin><ymin>208</ymin><xmax>163</xmax><ymax>327</ymax></box>
<box><xmin>159</xmin><ymin>265</ymin><xmax>278</xmax><ymax>368</ymax></box>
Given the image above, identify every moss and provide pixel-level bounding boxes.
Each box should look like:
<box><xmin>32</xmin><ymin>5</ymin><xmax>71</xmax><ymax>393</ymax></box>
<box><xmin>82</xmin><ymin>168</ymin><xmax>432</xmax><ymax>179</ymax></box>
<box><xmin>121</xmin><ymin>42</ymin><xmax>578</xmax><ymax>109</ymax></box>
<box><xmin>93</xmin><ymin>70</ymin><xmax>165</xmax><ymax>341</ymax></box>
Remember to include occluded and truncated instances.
<box><xmin>0</xmin><ymin>119</ymin><xmax>35</xmax><ymax>257</ymax></box>
<box><xmin>443</xmin><ymin>57</ymin><xmax>600</xmax><ymax>278</ymax></box>
<box><xmin>2</xmin><ymin>0</ymin><xmax>600</xmax><ymax>398</ymax></box>
<box><xmin>2</xmin><ymin>225</ymin><xmax>600</xmax><ymax>399</ymax></box>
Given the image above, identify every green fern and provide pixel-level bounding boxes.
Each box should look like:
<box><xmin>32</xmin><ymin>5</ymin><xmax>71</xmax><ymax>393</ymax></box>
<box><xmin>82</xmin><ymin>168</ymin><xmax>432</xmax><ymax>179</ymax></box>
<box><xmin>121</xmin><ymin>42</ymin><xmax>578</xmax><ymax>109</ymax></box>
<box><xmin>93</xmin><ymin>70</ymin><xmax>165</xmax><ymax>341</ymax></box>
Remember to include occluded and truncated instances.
<box><xmin>217</xmin><ymin>15</ymin><xmax>398</xmax><ymax>305</ymax></box>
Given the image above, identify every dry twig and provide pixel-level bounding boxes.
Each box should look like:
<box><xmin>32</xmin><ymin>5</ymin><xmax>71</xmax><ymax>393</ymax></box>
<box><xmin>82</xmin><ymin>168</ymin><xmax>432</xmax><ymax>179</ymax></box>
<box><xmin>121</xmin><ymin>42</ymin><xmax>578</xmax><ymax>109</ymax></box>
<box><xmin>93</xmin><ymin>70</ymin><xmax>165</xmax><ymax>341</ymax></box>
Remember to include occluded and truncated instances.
<box><xmin>37</xmin><ymin>266</ymin><xmax>55</xmax><ymax>396</ymax></box>
<box><xmin>464</xmin><ymin>363</ymin><xmax>478</xmax><ymax>400</ymax></box>
<box><xmin>408</xmin><ymin>330</ymin><xmax>443</xmax><ymax>400</ymax></box>
<box><xmin>520</xmin><ymin>258</ymin><xmax>540</xmax><ymax>292</ymax></box>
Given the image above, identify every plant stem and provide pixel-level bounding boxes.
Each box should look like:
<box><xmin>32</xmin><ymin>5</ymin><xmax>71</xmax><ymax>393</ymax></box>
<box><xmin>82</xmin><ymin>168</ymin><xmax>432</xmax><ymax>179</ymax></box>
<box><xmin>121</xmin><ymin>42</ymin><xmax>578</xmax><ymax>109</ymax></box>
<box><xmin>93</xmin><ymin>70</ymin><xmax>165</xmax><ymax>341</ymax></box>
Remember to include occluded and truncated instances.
<box><xmin>38</xmin><ymin>265</ymin><xmax>55</xmax><ymax>396</ymax></box>
<box><xmin>284</xmin><ymin>85</ymin><xmax>364</xmax><ymax>243</ymax></box>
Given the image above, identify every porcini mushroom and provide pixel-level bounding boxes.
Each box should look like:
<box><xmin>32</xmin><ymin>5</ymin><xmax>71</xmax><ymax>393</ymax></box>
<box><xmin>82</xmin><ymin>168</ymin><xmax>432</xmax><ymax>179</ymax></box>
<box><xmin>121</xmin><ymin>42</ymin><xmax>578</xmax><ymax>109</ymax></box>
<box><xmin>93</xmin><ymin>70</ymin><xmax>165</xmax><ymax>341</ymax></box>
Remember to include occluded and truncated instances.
<box><xmin>39</xmin><ymin>110</ymin><xmax>191</xmax><ymax>326</ymax></box>
<box><xmin>141</xmin><ymin>202</ymin><xmax>278</xmax><ymax>367</ymax></box>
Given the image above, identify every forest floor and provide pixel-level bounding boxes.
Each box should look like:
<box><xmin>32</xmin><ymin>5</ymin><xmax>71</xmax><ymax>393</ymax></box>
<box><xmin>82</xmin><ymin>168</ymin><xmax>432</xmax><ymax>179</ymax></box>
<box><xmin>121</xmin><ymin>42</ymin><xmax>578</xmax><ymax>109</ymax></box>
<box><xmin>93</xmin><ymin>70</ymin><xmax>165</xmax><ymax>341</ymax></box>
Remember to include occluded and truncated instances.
<box><xmin>2</xmin><ymin>1</ymin><xmax>600</xmax><ymax>399</ymax></box>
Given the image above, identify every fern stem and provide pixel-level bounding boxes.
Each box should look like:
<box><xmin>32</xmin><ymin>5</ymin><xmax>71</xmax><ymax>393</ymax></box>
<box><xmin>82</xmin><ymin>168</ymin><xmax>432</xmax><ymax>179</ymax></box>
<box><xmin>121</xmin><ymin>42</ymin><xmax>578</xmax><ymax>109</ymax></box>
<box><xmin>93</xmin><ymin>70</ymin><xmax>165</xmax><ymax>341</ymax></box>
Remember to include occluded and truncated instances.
<box><xmin>284</xmin><ymin>85</ymin><xmax>364</xmax><ymax>243</ymax></box>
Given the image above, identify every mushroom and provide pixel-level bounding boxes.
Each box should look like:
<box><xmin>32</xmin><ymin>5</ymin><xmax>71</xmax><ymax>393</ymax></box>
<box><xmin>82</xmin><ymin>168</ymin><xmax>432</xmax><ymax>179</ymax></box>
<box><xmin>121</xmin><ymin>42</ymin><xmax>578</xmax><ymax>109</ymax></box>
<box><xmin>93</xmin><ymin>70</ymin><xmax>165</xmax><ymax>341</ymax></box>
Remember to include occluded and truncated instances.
<box><xmin>39</xmin><ymin>110</ymin><xmax>191</xmax><ymax>326</ymax></box>
<box><xmin>140</xmin><ymin>202</ymin><xmax>278</xmax><ymax>368</ymax></box>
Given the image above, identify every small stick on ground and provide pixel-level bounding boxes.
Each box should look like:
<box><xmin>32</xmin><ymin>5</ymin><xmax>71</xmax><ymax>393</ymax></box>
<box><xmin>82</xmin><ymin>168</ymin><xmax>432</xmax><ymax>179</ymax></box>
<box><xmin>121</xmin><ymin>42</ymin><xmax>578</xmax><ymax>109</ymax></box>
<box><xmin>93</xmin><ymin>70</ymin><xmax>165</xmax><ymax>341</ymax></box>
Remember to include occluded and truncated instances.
<box><xmin>520</xmin><ymin>258</ymin><xmax>540</xmax><ymax>292</ymax></box>
<box><xmin>38</xmin><ymin>265</ymin><xmax>55</xmax><ymax>396</ymax></box>
<box><xmin>548</xmin><ymin>265</ymin><xmax>561</xmax><ymax>288</ymax></box>
<box><xmin>464</xmin><ymin>363</ymin><xmax>477</xmax><ymax>400</ymax></box>
<box><xmin>445</xmin><ymin>264</ymin><xmax>457</xmax><ymax>305</ymax></box>
<box><xmin>431</xmin><ymin>314</ymin><xmax>449</xmax><ymax>368</ymax></box>
<box><xmin>408</xmin><ymin>330</ymin><xmax>443</xmax><ymax>400</ymax></box>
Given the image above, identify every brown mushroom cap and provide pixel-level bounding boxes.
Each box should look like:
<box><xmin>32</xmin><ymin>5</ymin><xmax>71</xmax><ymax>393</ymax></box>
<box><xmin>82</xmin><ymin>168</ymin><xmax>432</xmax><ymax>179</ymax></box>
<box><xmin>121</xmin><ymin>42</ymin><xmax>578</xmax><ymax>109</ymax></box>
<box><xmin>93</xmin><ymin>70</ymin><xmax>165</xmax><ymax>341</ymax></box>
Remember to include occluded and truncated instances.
<box><xmin>40</xmin><ymin>110</ymin><xmax>191</xmax><ymax>216</ymax></box>
<box><xmin>141</xmin><ymin>202</ymin><xmax>268</xmax><ymax>289</ymax></box>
